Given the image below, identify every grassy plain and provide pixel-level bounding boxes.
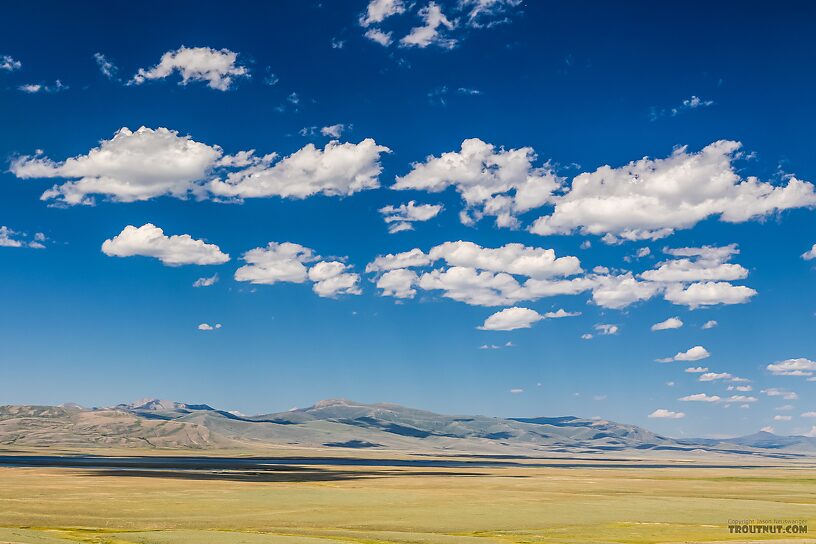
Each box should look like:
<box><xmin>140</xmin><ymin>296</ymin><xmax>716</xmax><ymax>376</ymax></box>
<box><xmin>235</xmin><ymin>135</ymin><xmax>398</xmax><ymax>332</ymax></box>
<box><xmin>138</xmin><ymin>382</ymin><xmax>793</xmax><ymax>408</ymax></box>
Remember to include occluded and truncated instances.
<box><xmin>0</xmin><ymin>449</ymin><xmax>814</xmax><ymax>544</ymax></box>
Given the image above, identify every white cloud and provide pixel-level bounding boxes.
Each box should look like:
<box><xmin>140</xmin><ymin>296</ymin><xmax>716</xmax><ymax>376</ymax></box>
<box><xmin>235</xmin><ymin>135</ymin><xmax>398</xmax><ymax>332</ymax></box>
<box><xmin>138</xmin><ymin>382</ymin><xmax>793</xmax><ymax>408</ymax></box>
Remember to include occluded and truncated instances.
<box><xmin>210</xmin><ymin>139</ymin><xmax>390</xmax><ymax>200</ymax></box>
<box><xmin>394</xmin><ymin>138</ymin><xmax>559</xmax><ymax>228</ymax></box>
<box><xmin>360</xmin><ymin>0</ymin><xmax>406</xmax><ymax>26</ymax></box>
<box><xmin>376</xmin><ymin>268</ymin><xmax>419</xmax><ymax>298</ymax></box>
<box><xmin>400</xmin><ymin>2</ymin><xmax>457</xmax><ymax>49</ymax></box>
<box><xmin>198</xmin><ymin>323</ymin><xmax>222</xmax><ymax>331</ymax></box>
<box><xmin>11</xmin><ymin>127</ymin><xmax>222</xmax><ymax>205</ymax></box>
<box><xmin>760</xmin><ymin>426</ymin><xmax>775</xmax><ymax>433</ymax></box>
<box><xmin>101</xmin><ymin>224</ymin><xmax>229</xmax><ymax>266</ymax></box>
<box><xmin>193</xmin><ymin>274</ymin><xmax>219</xmax><ymax>287</ymax></box>
<box><xmin>478</xmin><ymin>306</ymin><xmax>577</xmax><ymax>331</ymax></box>
<box><xmin>529</xmin><ymin>140</ymin><xmax>816</xmax><ymax>242</ymax></box>
<box><xmin>581</xmin><ymin>333</ymin><xmax>593</xmax><ymax>340</ymax></box>
<box><xmin>235</xmin><ymin>242</ymin><xmax>360</xmax><ymax>298</ymax></box>
<box><xmin>801</xmin><ymin>412</ymin><xmax>816</xmax><ymax>418</ymax></box>
<box><xmin>321</xmin><ymin>124</ymin><xmax>346</xmax><ymax>138</ymax></box>
<box><xmin>479</xmin><ymin>307</ymin><xmax>544</xmax><ymax>331</ymax></box>
<box><xmin>428</xmin><ymin>241</ymin><xmax>582</xmax><ymax>279</ymax></box>
<box><xmin>594</xmin><ymin>323</ymin><xmax>618</xmax><ymax>335</ymax></box>
<box><xmin>702</xmin><ymin>319</ymin><xmax>718</xmax><ymax>329</ymax></box>
<box><xmin>664</xmin><ymin>281</ymin><xmax>756</xmax><ymax>308</ymax></box>
<box><xmin>648</xmin><ymin>409</ymin><xmax>685</xmax><ymax>419</ymax></box>
<box><xmin>651</xmin><ymin>316</ymin><xmax>683</xmax><ymax>331</ymax></box>
<box><xmin>761</xmin><ymin>388</ymin><xmax>799</xmax><ymax>400</ymax></box>
<box><xmin>802</xmin><ymin>244</ymin><xmax>816</xmax><ymax>260</ymax></box>
<box><xmin>766</xmin><ymin>358</ymin><xmax>816</xmax><ymax>377</ymax></box>
<box><xmin>698</xmin><ymin>372</ymin><xmax>733</xmax><ymax>382</ymax></box>
<box><xmin>509</xmin><ymin>388</ymin><xmax>524</xmax><ymax>394</ymax></box>
<box><xmin>685</xmin><ymin>367</ymin><xmax>708</xmax><ymax>373</ymax></box>
<box><xmin>307</xmin><ymin>261</ymin><xmax>361</xmax><ymax>298</ymax></box>
<box><xmin>679</xmin><ymin>393</ymin><xmax>721</xmax><ymax>403</ymax></box>
<box><xmin>93</xmin><ymin>52</ymin><xmax>117</xmax><ymax>79</ymax></box>
<box><xmin>588</xmin><ymin>272</ymin><xmax>662</xmax><ymax>309</ymax></box>
<box><xmin>366</xmin><ymin>248</ymin><xmax>432</xmax><ymax>273</ymax></box>
<box><xmin>379</xmin><ymin>201</ymin><xmax>443</xmax><ymax>233</ymax></box>
<box><xmin>659</xmin><ymin>345</ymin><xmax>710</xmax><ymax>363</ymax></box>
<box><xmin>640</xmin><ymin>244</ymin><xmax>747</xmax><ymax>283</ymax></box>
<box><xmin>364</xmin><ymin>28</ymin><xmax>394</xmax><ymax>46</ymax></box>
<box><xmin>1</xmin><ymin>55</ymin><xmax>21</xmax><ymax>71</ymax></box>
<box><xmin>774</xmin><ymin>415</ymin><xmax>792</xmax><ymax>421</ymax></box>
<box><xmin>806</xmin><ymin>427</ymin><xmax>816</xmax><ymax>437</ymax></box>
<box><xmin>460</xmin><ymin>0</ymin><xmax>522</xmax><ymax>27</ymax></box>
<box><xmin>725</xmin><ymin>395</ymin><xmax>757</xmax><ymax>403</ymax></box>
<box><xmin>0</xmin><ymin>227</ymin><xmax>43</xmax><ymax>249</ymax></box>
<box><xmin>131</xmin><ymin>46</ymin><xmax>249</xmax><ymax>91</ymax></box>
<box><xmin>729</xmin><ymin>385</ymin><xmax>753</xmax><ymax>392</ymax></box>
<box><xmin>234</xmin><ymin>242</ymin><xmax>314</xmax><ymax>285</ymax></box>
<box><xmin>18</xmin><ymin>80</ymin><xmax>68</xmax><ymax>94</ymax></box>
<box><xmin>651</xmin><ymin>95</ymin><xmax>714</xmax><ymax>120</ymax></box>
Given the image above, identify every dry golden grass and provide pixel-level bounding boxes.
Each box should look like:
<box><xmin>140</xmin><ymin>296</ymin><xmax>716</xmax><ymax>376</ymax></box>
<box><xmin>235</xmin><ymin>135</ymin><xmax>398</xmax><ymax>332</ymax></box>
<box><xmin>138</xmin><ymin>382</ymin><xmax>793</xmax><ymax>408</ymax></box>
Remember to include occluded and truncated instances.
<box><xmin>1</xmin><ymin>454</ymin><xmax>815</xmax><ymax>543</ymax></box>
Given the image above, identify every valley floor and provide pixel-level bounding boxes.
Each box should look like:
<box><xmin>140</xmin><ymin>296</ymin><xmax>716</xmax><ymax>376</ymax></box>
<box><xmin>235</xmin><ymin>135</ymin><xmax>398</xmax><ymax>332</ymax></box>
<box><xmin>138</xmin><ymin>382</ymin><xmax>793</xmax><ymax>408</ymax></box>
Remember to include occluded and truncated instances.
<box><xmin>0</xmin><ymin>450</ymin><xmax>815</xmax><ymax>544</ymax></box>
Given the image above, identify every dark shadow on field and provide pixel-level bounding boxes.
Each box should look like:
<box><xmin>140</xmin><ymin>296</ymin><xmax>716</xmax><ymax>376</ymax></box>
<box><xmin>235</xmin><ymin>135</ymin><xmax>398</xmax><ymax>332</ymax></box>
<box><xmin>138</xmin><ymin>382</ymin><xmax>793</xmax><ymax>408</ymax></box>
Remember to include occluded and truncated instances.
<box><xmin>82</xmin><ymin>466</ymin><xmax>494</xmax><ymax>482</ymax></box>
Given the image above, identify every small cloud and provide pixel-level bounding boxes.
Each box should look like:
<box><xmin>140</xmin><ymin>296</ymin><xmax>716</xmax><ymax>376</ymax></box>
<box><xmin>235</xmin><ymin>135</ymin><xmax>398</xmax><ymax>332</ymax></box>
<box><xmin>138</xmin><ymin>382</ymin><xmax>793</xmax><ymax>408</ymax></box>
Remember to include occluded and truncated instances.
<box><xmin>581</xmin><ymin>333</ymin><xmax>593</xmax><ymax>340</ymax></box>
<box><xmin>1</xmin><ymin>54</ymin><xmax>22</xmax><ymax>71</ymax></box>
<box><xmin>774</xmin><ymin>415</ymin><xmax>792</xmax><ymax>421</ymax></box>
<box><xmin>648</xmin><ymin>409</ymin><xmax>685</xmax><ymax>419</ymax></box>
<box><xmin>761</xmin><ymin>388</ymin><xmax>799</xmax><ymax>400</ymax></box>
<box><xmin>193</xmin><ymin>274</ymin><xmax>219</xmax><ymax>288</ymax></box>
<box><xmin>94</xmin><ymin>52</ymin><xmax>118</xmax><ymax>79</ymax></box>
<box><xmin>685</xmin><ymin>366</ymin><xmax>708</xmax><ymax>373</ymax></box>
<box><xmin>198</xmin><ymin>323</ymin><xmax>222</xmax><ymax>331</ymax></box>
<box><xmin>679</xmin><ymin>393</ymin><xmax>721</xmax><ymax>403</ymax></box>
<box><xmin>509</xmin><ymin>388</ymin><xmax>524</xmax><ymax>394</ymax></box>
<box><xmin>658</xmin><ymin>345</ymin><xmax>710</xmax><ymax>363</ymax></box>
<box><xmin>760</xmin><ymin>426</ymin><xmax>775</xmax><ymax>433</ymax></box>
<box><xmin>651</xmin><ymin>316</ymin><xmax>683</xmax><ymax>331</ymax></box>
<box><xmin>702</xmin><ymin>320</ymin><xmax>718</xmax><ymax>329</ymax></box>
<box><xmin>331</xmin><ymin>38</ymin><xmax>346</xmax><ymax>49</ymax></box>
<box><xmin>801</xmin><ymin>411</ymin><xmax>816</xmax><ymax>418</ymax></box>
<box><xmin>364</xmin><ymin>28</ymin><xmax>393</xmax><ymax>47</ymax></box>
<box><xmin>321</xmin><ymin>124</ymin><xmax>346</xmax><ymax>138</ymax></box>
<box><xmin>651</xmin><ymin>95</ymin><xmax>714</xmax><ymax>120</ymax></box>
<box><xmin>594</xmin><ymin>323</ymin><xmax>618</xmax><ymax>335</ymax></box>
<box><xmin>18</xmin><ymin>80</ymin><xmax>68</xmax><ymax>94</ymax></box>
<box><xmin>264</xmin><ymin>68</ymin><xmax>279</xmax><ymax>86</ymax></box>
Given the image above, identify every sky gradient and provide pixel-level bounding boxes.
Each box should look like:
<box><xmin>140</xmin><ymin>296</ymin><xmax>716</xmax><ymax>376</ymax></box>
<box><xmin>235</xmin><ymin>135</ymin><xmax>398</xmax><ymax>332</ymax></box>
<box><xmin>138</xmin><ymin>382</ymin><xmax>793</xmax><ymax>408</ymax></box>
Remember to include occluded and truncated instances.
<box><xmin>2</xmin><ymin>0</ymin><xmax>816</xmax><ymax>438</ymax></box>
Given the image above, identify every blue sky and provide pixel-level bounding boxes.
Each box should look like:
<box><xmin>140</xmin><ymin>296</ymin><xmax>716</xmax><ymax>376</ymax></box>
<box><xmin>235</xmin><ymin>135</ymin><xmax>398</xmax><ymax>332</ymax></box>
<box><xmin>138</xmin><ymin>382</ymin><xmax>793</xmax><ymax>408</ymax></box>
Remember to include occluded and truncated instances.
<box><xmin>2</xmin><ymin>0</ymin><xmax>816</xmax><ymax>437</ymax></box>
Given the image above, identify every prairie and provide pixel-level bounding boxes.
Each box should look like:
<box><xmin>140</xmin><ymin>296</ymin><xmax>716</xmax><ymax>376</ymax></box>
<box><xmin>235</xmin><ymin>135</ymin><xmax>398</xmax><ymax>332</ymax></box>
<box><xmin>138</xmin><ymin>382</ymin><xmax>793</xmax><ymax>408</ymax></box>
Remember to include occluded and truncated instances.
<box><xmin>0</xmin><ymin>449</ymin><xmax>814</xmax><ymax>544</ymax></box>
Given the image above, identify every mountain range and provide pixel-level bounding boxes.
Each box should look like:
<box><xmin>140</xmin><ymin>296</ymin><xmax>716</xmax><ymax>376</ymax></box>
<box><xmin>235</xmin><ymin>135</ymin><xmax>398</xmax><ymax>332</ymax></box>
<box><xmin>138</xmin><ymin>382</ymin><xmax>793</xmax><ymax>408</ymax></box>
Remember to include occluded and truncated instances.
<box><xmin>1</xmin><ymin>398</ymin><xmax>814</xmax><ymax>456</ymax></box>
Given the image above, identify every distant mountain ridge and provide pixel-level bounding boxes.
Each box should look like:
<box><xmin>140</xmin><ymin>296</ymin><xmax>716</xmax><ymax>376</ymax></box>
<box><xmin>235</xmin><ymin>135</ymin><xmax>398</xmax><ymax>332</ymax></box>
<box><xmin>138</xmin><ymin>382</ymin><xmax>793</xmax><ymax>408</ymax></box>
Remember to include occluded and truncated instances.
<box><xmin>1</xmin><ymin>398</ymin><xmax>814</xmax><ymax>456</ymax></box>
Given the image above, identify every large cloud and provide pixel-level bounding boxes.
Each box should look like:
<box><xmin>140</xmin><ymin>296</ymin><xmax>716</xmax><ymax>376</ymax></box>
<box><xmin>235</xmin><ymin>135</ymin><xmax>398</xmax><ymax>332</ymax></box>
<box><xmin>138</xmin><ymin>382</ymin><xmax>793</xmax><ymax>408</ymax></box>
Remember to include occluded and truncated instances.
<box><xmin>766</xmin><ymin>358</ymin><xmax>816</xmax><ymax>377</ymax></box>
<box><xmin>235</xmin><ymin>242</ymin><xmax>360</xmax><ymax>298</ymax></box>
<box><xmin>11</xmin><ymin>127</ymin><xmax>389</xmax><ymax>205</ymax></box>
<box><xmin>393</xmin><ymin>138</ymin><xmax>560</xmax><ymax>228</ymax></box>
<box><xmin>530</xmin><ymin>140</ymin><xmax>816</xmax><ymax>242</ymax></box>
<box><xmin>11</xmin><ymin>127</ymin><xmax>223</xmax><ymax>205</ymax></box>
<box><xmin>209</xmin><ymin>139</ymin><xmax>390</xmax><ymax>200</ymax></box>
<box><xmin>101</xmin><ymin>224</ymin><xmax>229</xmax><ymax>266</ymax></box>
<box><xmin>131</xmin><ymin>46</ymin><xmax>249</xmax><ymax>91</ymax></box>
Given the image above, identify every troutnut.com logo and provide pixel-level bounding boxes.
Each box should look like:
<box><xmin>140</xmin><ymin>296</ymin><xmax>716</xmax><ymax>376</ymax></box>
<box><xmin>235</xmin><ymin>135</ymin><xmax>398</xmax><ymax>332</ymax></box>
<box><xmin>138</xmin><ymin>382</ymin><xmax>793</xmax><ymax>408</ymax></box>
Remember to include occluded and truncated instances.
<box><xmin>728</xmin><ymin>519</ymin><xmax>808</xmax><ymax>534</ymax></box>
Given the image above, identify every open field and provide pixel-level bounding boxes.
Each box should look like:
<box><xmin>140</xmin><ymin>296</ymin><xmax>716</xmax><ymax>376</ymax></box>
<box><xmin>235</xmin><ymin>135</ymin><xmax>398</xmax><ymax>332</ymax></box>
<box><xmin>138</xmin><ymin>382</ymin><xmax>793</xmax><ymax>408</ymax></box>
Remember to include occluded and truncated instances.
<box><xmin>1</xmin><ymin>450</ymin><xmax>815</xmax><ymax>544</ymax></box>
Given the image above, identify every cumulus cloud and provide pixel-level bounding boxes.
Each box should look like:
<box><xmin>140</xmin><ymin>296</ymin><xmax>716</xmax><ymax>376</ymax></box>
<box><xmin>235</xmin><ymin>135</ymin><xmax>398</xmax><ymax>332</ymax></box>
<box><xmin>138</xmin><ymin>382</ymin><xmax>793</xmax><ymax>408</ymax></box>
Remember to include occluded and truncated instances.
<box><xmin>766</xmin><ymin>358</ymin><xmax>816</xmax><ymax>377</ymax></box>
<box><xmin>394</xmin><ymin>138</ymin><xmax>559</xmax><ymax>228</ymax></box>
<box><xmin>651</xmin><ymin>316</ymin><xmax>683</xmax><ymax>331</ymax></box>
<box><xmin>198</xmin><ymin>323</ymin><xmax>222</xmax><ymax>331</ymax></box>
<box><xmin>1</xmin><ymin>55</ymin><xmax>21</xmax><ymax>71</ymax></box>
<box><xmin>360</xmin><ymin>0</ymin><xmax>406</xmax><ymax>26</ymax></box>
<box><xmin>679</xmin><ymin>393</ymin><xmax>721</xmax><ymax>402</ymax></box>
<box><xmin>698</xmin><ymin>372</ymin><xmax>733</xmax><ymax>382</ymax></box>
<box><xmin>369</xmin><ymin>241</ymin><xmax>589</xmax><ymax>306</ymax></box>
<box><xmin>11</xmin><ymin>127</ymin><xmax>222</xmax><ymax>205</ymax></box>
<box><xmin>193</xmin><ymin>274</ymin><xmax>219</xmax><ymax>287</ymax></box>
<box><xmin>101</xmin><ymin>224</ymin><xmax>229</xmax><ymax>266</ymax></box>
<box><xmin>685</xmin><ymin>367</ymin><xmax>708</xmax><ymax>373</ymax></box>
<box><xmin>640</xmin><ymin>245</ymin><xmax>747</xmax><ymax>283</ymax></box>
<box><xmin>307</xmin><ymin>261</ymin><xmax>362</xmax><ymax>297</ymax></box>
<box><xmin>702</xmin><ymin>320</ymin><xmax>718</xmax><ymax>329</ymax></box>
<box><xmin>400</xmin><ymin>2</ymin><xmax>457</xmax><ymax>49</ymax></box>
<box><xmin>375</xmin><ymin>268</ymin><xmax>419</xmax><ymax>298</ymax></box>
<box><xmin>802</xmin><ymin>244</ymin><xmax>816</xmax><ymax>260</ymax></box>
<box><xmin>235</xmin><ymin>242</ymin><xmax>360</xmax><ymax>298</ymax></box>
<box><xmin>664</xmin><ymin>281</ymin><xmax>756</xmax><ymax>308</ymax></box>
<box><xmin>12</xmin><ymin>127</ymin><xmax>389</xmax><ymax>206</ymax></box>
<box><xmin>648</xmin><ymin>409</ymin><xmax>685</xmax><ymax>419</ymax></box>
<box><xmin>209</xmin><ymin>139</ymin><xmax>390</xmax><ymax>200</ymax></box>
<box><xmin>379</xmin><ymin>201</ymin><xmax>443</xmax><ymax>233</ymax></box>
<box><xmin>658</xmin><ymin>345</ymin><xmax>710</xmax><ymax>363</ymax></box>
<box><xmin>131</xmin><ymin>46</ymin><xmax>249</xmax><ymax>90</ymax></box>
<box><xmin>530</xmin><ymin>140</ymin><xmax>816</xmax><ymax>242</ymax></box>
<box><xmin>479</xmin><ymin>306</ymin><xmax>578</xmax><ymax>331</ymax></box>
